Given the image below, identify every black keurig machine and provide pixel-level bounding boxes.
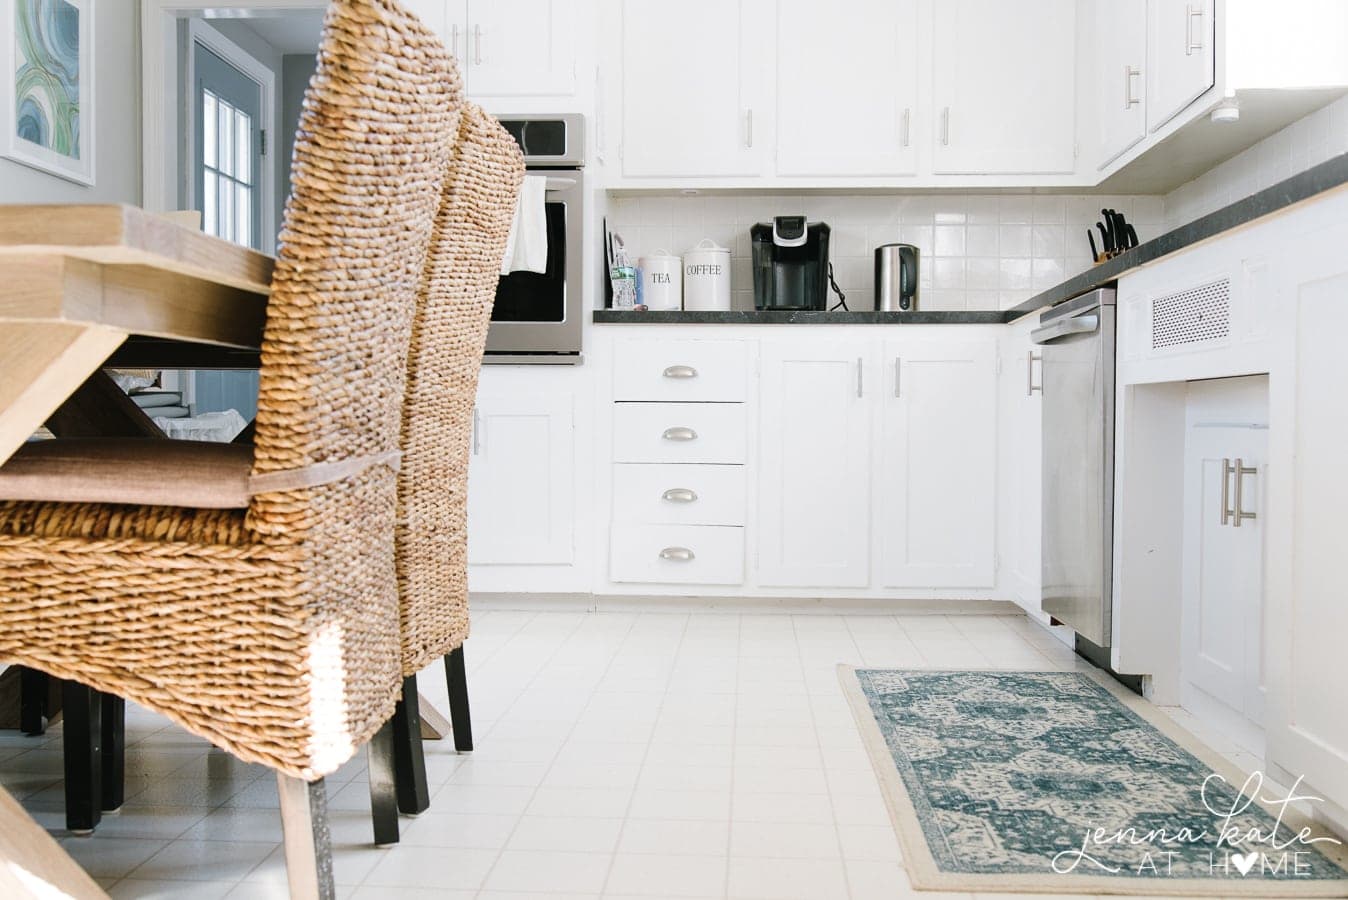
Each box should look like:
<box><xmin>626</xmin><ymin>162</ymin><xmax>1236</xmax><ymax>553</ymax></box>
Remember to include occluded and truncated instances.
<box><xmin>751</xmin><ymin>216</ymin><xmax>831</xmax><ymax>310</ymax></box>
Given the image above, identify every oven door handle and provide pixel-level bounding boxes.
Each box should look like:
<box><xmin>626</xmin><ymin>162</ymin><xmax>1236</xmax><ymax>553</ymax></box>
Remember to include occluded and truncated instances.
<box><xmin>1031</xmin><ymin>313</ymin><xmax>1099</xmax><ymax>345</ymax></box>
<box><xmin>543</xmin><ymin>176</ymin><xmax>578</xmax><ymax>192</ymax></box>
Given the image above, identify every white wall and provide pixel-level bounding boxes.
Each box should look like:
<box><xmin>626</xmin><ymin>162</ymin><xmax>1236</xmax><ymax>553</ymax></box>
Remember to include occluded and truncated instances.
<box><xmin>1164</xmin><ymin>95</ymin><xmax>1348</xmax><ymax>229</ymax></box>
<box><xmin>608</xmin><ymin>192</ymin><xmax>1164</xmax><ymax>312</ymax></box>
<box><xmin>0</xmin><ymin>5</ymin><xmax>140</xmax><ymax>204</ymax></box>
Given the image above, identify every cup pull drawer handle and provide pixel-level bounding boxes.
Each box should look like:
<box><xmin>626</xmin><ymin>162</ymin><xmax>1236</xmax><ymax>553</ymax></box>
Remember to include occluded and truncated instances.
<box><xmin>663</xmin><ymin>365</ymin><xmax>698</xmax><ymax>379</ymax></box>
<box><xmin>659</xmin><ymin>546</ymin><xmax>695</xmax><ymax>562</ymax></box>
<box><xmin>661</xmin><ymin>488</ymin><xmax>698</xmax><ymax>503</ymax></box>
<box><xmin>662</xmin><ymin>426</ymin><xmax>697</xmax><ymax>441</ymax></box>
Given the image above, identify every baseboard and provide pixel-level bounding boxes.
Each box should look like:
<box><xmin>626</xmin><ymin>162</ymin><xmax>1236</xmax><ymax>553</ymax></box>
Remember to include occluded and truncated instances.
<box><xmin>470</xmin><ymin>592</ymin><xmax>1021</xmax><ymax>616</ymax></box>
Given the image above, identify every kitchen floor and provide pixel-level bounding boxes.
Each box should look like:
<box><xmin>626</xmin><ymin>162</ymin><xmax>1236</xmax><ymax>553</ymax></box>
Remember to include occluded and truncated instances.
<box><xmin>2</xmin><ymin>610</ymin><xmax>1263</xmax><ymax>900</ymax></box>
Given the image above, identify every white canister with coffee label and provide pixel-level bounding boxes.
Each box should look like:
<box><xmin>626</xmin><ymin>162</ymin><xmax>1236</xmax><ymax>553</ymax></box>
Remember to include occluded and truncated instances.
<box><xmin>638</xmin><ymin>250</ymin><xmax>682</xmax><ymax>310</ymax></box>
<box><xmin>683</xmin><ymin>239</ymin><xmax>732</xmax><ymax>311</ymax></box>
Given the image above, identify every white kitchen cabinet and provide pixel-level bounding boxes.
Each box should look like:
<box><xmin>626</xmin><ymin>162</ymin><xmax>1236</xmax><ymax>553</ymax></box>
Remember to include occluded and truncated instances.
<box><xmin>1093</xmin><ymin>0</ymin><xmax>1148</xmax><ymax>168</ymax></box>
<box><xmin>467</xmin><ymin>391</ymin><xmax>574</xmax><ymax>565</ymax></box>
<box><xmin>999</xmin><ymin>314</ymin><xmax>1044</xmax><ymax>611</ymax></box>
<box><xmin>1265</xmin><ymin>206</ymin><xmax>1348</xmax><ymax>829</ymax></box>
<box><xmin>1145</xmin><ymin>0</ymin><xmax>1214</xmax><ymax>133</ymax></box>
<box><xmin>774</xmin><ymin>0</ymin><xmax>918</xmax><ymax>177</ymax></box>
<box><xmin>399</xmin><ymin>0</ymin><xmax>576</xmax><ymax>97</ymax></box>
<box><xmin>931</xmin><ymin>0</ymin><xmax>1077</xmax><ymax>175</ymax></box>
<box><xmin>877</xmin><ymin>338</ymin><xmax>997</xmax><ymax>588</ymax></box>
<box><xmin>1181</xmin><ymin>390</ymin><xmax>1267</xmax><ymax>733</ymax></box>
<box><xmin>618</xmin><ymin>0</ymin><xmax>768</xmax><ymax>177</ymax></box>
<box><xmin>756</xmin><ymin>340</ymin><xmax>875</xmax><ymax>588</ymax></box>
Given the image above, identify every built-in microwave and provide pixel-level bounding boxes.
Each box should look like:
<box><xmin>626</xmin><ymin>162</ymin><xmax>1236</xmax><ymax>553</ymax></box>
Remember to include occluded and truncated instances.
<box><xmin>485</xmin><ymin>114</ymin><xmax>585</xmax><ymax>364</ymax></box>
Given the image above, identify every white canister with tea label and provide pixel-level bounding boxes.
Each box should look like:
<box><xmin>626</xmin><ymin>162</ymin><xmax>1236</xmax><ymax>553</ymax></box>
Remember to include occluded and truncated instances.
<box><xmin>683</xmin><ymin>239</ymin><xmax>732</xmax><ymax>311</ymax></box>
<box><xmin>638</xmin><ymin>249</ymin><xmax>682</xmax><ymax>310</ymax></box>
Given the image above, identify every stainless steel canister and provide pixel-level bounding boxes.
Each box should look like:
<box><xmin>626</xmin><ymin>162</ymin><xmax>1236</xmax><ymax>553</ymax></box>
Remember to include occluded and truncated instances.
<box><xmin>875</xmin><ymin>243</ymin><xmax>919</xmax><ymax>311</ymax></box>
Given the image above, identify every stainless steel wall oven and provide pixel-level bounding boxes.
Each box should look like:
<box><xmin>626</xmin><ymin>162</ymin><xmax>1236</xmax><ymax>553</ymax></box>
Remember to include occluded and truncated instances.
<box><xmin>486</xmin><ymin>114</ymin><xmax>585</xmax><ymax>364</ymax></box>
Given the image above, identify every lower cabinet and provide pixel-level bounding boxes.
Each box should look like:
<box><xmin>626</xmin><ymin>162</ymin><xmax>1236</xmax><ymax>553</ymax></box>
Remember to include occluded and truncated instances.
<box><xmin>877</xmin><ymin>338</ymin><xmax>997</xmax><ymax>588</ymax></box>
<box><xmin>467</xmin><ymin>390</ymin><xmax>574</xmax><ymax>565</ymax></box>
<box><xmin>756</xmin><ymin>340</ymin><xmax>875</xmax><ymax>588</ymax></box>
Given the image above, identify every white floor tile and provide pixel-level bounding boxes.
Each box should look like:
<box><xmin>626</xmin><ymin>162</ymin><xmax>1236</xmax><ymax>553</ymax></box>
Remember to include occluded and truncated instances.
<box><xmin>606</xmin><ymin>851</ymin><xmax>727</xmax><ymax>897</ymax></box>
<box><xmin>128</xmin><ymin>839</ymin><xmax>276</xmax><ymax>882</ymax></box>
<box><xmin>526</xmin><ymin>785</ymin><xmax>634</xmax><ymax>819</ymax></box>
<box><xmin>617</xmin><ymin>817</ymin><xmax>730</xmax><ymax>857</ymax></box>
<box><xmin>727</xmin><ymin>856</ymin><xmax>849</xmax><ymax>900</ymax></box>
<box><xmin>507</xmin><ymin>815</ymin><xmax>624</xmax><ymax>853</ymax></box>
<box><xmin>109</xmin><ymin>878</ymin><xmax>235</xmax><ymax>899</ymax></box>
<box><xmin>362</xmin><ymin>845</ymin><xmax>498</xmax><ymax>890</ymax></box>
<box><xmin>729</xmin><ymin>821</ymin><xmax>840</xmax><ymax>859</ymax></box>
<box><xmin>58</xmin><ymin>836</ymin><xmax>174</xmax><ymax>879</ymax></box>
<box><xmin>482</xmin><ymin>849</ymin><xmax>612</xmax><ymax>893</ymax></box>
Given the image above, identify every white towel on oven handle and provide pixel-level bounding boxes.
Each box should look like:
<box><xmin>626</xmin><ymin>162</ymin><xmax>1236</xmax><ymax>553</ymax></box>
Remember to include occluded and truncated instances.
<box><xmin>499</xmin><ymin>175</ymin><xmax>548</xmax><ymax>275</ymax></box>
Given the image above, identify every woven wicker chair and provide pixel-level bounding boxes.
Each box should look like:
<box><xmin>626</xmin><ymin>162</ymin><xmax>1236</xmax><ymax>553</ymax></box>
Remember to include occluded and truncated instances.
<box><xmin>364</xmin><ymin>102</ymin><xmax>524</xmax><ymax>842</ymax></box>
<box><xmin>0</xmin><ymin>1</ymin><xmax>460</xmax><ymax>895</ymax></box>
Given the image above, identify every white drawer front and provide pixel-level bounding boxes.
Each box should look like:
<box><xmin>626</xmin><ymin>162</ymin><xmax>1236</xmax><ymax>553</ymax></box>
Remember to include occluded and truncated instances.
<box><xmin>610</xmin><ymin>524</ymin><xmax>745</xmax><ymax>585</ymax></box>
<box><xmin>613</xmin><ymin>403</ymin><xmax>747</xmax><ymax>464</ymax></box>
<box><xmin>612</xmin><ymin>463</ymin><xmax>746</xmax><ymax>526</ymax></box>
<box><xmin>613</xmin><ymin>339</ymin><xmax>748</xmax><ymax>402</ymax></box>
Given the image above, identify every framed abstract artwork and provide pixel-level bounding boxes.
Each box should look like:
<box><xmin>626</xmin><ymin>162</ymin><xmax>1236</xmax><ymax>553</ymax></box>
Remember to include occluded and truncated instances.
<box><xmin>1</xmin><ymin>0</ymin><xmax>94</xmax><ymax>184</ymax></box>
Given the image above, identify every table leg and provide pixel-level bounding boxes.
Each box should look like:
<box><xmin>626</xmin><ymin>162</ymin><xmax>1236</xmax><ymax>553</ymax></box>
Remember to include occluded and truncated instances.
<box><xmin>277</xmin><ymin>774</ymin><xmax>334</xmax><ymax>900</ymax></box>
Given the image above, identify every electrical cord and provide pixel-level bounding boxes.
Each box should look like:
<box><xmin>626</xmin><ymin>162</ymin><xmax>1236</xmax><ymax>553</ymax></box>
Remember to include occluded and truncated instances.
<box><xmin>827</xmin><ymin>261</ymin><xmax>848</xmax><ymax>311</ymax></box>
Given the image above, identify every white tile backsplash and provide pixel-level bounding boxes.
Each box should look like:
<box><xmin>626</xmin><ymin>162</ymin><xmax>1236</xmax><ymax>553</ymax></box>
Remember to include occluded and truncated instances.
<box><xmin>1164</xmin><ymin>94</ymin><xmax>1348</xmax><ymax>230</ymax></box>
<box><xmin>608</xmin><ymin>191</ymin><xmax>1159</xmax><ymax>312</ymax></box>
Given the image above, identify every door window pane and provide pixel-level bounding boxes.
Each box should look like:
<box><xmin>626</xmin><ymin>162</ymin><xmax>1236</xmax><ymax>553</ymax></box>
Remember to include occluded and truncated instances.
<box><xmin>218</xmin><ymin>99</ymin><xmax>234</xmax><ymax>178</ymax></box>
<box><xmin>203</xmin><ymin>90</ymin><xmax>217</xmax><ymax>168</ymax></box>
<box><xmin>235</xmin><ymin>108</ymin><xmax>251</xmax><ymax>185</ymax></box>
<box><xmin>220</xmin><ymin>174</ymin><xmax>235</xmax><ymax>241</ymax></box>
<box><xmin>236</xmin><ymin>182</ymin><xmax>251</xmax><ymax>249</ymax></box>
<box><xmin>203</xmin><ymin>171</ymin><xmax>218</xmax><ymax>237</ymax></box>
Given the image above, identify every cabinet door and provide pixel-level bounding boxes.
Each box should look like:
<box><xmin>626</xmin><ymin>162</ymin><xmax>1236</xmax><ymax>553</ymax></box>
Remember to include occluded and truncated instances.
<box><xmin>775</xmin><ymin>0</ymin><xmax>917</xmax><ymax>176</ymax></box>
<box><xmin>467</xmin><ymin>392</ymin><xmax>574</xmax><ymax>565</ymax></box>
<box><xmin>756</xmin><ymin>341</ymin><xmax>874</xmax><ymax>587</ymax></box>
<box><xmin>1181</xmin><ymin>425</ymin><xmax>1265</xmax><ymax>718</ymax></box>
<box><xmin>464</xmin><ymin>0</ymin><xmax>575</xmax><ymax>97</ymax></box>
<box><xmin>1094</xmin><ymin>0</ymin><xmax>1148</xmax><ymax>168</ymax></box>
<box><xmin>931</xmin><ymin>0</ymin><xmax>1076</xmax><ymax>175</ymax></box>
<box><xmin>400</xmin><ymin>0</ymin><xmax>453</xmax><ymax>45</ymax></box>
<box><xmin>620</xmin><ymin>0</ymin><xmax>767</xmax><ymax>177</ymax></box>
<box><xmin>879</xmin><ymin>339</ymin><xmax>997</xmax><ymax>588</ymax></box>
<box><xmin>1146</xmin><ymin>0</ymin><xmax>1214</xmax><ymax>132</ymax></box>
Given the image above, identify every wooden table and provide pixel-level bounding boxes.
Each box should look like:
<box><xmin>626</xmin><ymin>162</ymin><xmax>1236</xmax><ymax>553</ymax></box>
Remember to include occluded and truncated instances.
<box><xmin>0</xmin><ymin>204</ymin><xmax>272</xmax><ymax>464</ymax></box>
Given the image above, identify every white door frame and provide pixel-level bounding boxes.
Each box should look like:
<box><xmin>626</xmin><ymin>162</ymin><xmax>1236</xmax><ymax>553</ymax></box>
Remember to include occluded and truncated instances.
<box><xmin>140</xmin><ymin>0</ymin><xmax>324</xmax><ymax>250</ymax></box>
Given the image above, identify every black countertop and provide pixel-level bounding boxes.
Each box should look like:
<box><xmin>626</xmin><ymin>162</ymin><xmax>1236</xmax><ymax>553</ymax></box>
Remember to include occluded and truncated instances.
<box><xmin>593</xmin><ymin>152</ymin><xmax>1348</xmax><ymax>327</ymax></box>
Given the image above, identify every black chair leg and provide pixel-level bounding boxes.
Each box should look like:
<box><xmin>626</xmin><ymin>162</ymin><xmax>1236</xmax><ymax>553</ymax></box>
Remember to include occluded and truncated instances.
<box><xmin>100</xmin><ymin>693</ymin><xmax>125</xmax><ymax>811</ymax></box>
<box><xmin>367</xmin><ymin>718</ymin><xmax>399</xmax><ymax>845</ymax></box>
<box><xmin>391</xmin><ymin>676</ymin><xmax>430</xmax><ymax>816</ymax></box>
<box><xmin>19</xmin><ymin>667</ymin><xmax>48</xmax><ymax>736</ymax></box>
<box><xmin>62</xmin><ymin>680</ymin><xmax>102</xmax><ymax>834</ymax></box>
<box><xmin>445</xmin><ymin>646</ymin><xmax>473</xmax><ymax>752</ymax></box>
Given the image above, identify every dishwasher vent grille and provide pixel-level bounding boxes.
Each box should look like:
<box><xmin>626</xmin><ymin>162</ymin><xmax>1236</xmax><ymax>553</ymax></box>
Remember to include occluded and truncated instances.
<box><xmin>1152</xmin><ymin>278</ymin><xmax>1231</xmax><ymax>349</ymax></box>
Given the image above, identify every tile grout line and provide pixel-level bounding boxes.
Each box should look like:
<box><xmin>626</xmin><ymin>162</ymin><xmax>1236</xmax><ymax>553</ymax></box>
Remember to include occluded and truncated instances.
<box><xmin>721</xmin><ymin>612</ymin><xmax>743</xmax><ymax>900</ymax></box>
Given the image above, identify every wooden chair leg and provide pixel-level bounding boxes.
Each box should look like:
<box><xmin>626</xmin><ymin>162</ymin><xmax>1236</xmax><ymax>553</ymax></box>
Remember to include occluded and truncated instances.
<box><xmin>367</xmin><ymin>718</ymin><xmax>400</xmax><ymax>846</ymax></box>
<box><xmin>392</xmin><ymin>676</ymin><xmax>430</xmax><ymax>816</ymax></box>
<box><xmin>100</xmin><ymin>694</ymin><xmax>125</xmax><ymax>811</ymax></box>
<box><xmin>19</xmin><ymin>667</ymin><xmax>47</xmax><ymax>736</ymax></box>
<box><xmin>61</xmin><ymin>681</ymin><xmax>102</xmax><ymax>834</ymax></box>
<box><xmin>277</xmin><ymin>774</ymin><xmax>334</xmax><ymax>900</ymax></box>
<box><xmin>445</xmin><ymin>646</ymin><xmax>473</xmax><ymax>752</ymax></box>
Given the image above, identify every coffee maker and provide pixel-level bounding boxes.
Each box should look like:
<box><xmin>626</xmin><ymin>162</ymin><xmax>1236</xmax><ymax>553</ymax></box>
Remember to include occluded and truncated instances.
<box><xmin>751</xmin><ymin>217</ymin><xmax>831</xmax><ymax>311</ymax></box>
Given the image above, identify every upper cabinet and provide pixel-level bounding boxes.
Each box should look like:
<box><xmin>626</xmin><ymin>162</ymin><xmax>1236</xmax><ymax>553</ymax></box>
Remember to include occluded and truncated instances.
<box><xmin>618</xmin><ymin>0</ymin><xmax>767</xmax><ymax>178</ymax></box>
<box><xmin>774</xmin><ymin>0</ymin><xmax>918</xmax><ymax>177</ymax></box>
<box><xmin>931</xmin><ymin>0</ymin><xmax>1077</xmax><ymax>175</ymax></box>
<box><xmin>1146</xmin><ymin>0</ymin><xmax>1214</xmax><ymax>133</ymax></box>
<box><xmin>401</xmin><ymin>0</ymin><xmax>577</xmax><ymax>98</ymax></box>
<box><xmin>1093</xmin><ymin>1</ymin><xmax>1148</xmax><ymax>168</ymax></box>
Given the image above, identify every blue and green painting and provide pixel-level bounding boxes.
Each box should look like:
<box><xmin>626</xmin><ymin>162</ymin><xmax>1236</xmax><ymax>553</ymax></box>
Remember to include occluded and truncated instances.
<box><xmin>14</xmin><ymin>0</ymin><xmax>81</xmax><ymax>159</ymax></box>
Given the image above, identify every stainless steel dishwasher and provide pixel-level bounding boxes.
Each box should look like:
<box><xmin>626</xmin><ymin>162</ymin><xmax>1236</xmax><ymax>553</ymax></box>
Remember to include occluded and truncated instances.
<box><xmin>1032</xmin><ymin>287</ymin><xmax>1116</xmax><ymax>648</ymax></box>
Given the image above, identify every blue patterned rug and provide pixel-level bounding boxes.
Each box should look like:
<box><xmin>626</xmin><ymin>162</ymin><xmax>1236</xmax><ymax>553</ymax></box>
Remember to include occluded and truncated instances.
<box><xmin>843</xmin><ymin>668</ymin><xmax>1348</xmax><ymax>896</ymax></box>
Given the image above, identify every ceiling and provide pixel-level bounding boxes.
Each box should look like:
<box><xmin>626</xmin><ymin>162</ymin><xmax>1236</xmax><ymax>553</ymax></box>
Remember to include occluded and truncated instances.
<box><xmin>206</xmin><ymin>10</ymin><xmax>325</xmax><ymax>55</ymax></box>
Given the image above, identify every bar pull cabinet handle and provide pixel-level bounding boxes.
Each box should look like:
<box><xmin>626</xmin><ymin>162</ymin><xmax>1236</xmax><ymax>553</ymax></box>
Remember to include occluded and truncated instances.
<box><xmin>1185</xmin><ymin>5</ymin><xmax>1204</xmax><ymax>55</ymax></box>
<box><xmin>893</xmin><ymin>357</ymin><xmax>902</xmax><ymax>398</ymax></box>
<box><xmin>663</xmin><ymin>365</ymin><xmax>697</xmax><ymax>379</ymax></box>
<box><xmin>662</xmin><ymin>426</ymin><xmax>697</xmax><ymax>442</ymax></box>
<box><xmin>1027</xmin><ymin>351</ymin><xmax>1042</xmax><ymax>395</ymax></box>
<box><xmin>472</xmin><ymin>407</ymin><xmax>481</xmax><ymax>455</ymax></box>
<box><xmin>1124</xmin><ymin>66</ymin><xmax>1141</xmax><ymax>108</ymax></box>
<box><xmin>901</xmin><ymin>107</ymin><xmax>911</xmax><ymax>147</ymax></box>
<box><xmin>1220</xmin><ymin>457</ymin><xmax>1234</xmax><ymax>525</ymax></box>
<box><xmin>941</xmin><ymin>107</ymin><xmax>950</xmax><ymax>146</ymax></box>
<box><xmin>662</xmin><ymin>488</ymin><xmax>698</xmax><ymax>503</ymax></box>
<box><xmin>1232</xmin><ymin>458</ymin><xmax>1257</xmax><ymax>527</ymax></box>
<box><xmin>856</xmin><ymin>357</ymin><xmax>864</xmax><ymax>398</ymax></box>
<box><xmin>474</xmin><ymin>25</ymin><xmax>483</xmax><ymax>65</ymax></box>
<box><xmin>659</xmin><ymin>546</ymin><xmax>695</xmax><ymax>562</ymax></box>
<box><xmin>744</xmin><ymin>109</ymin><xmax>754</xmax><ymax>148</ymax></box>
